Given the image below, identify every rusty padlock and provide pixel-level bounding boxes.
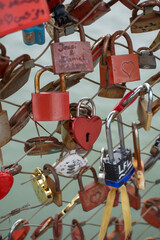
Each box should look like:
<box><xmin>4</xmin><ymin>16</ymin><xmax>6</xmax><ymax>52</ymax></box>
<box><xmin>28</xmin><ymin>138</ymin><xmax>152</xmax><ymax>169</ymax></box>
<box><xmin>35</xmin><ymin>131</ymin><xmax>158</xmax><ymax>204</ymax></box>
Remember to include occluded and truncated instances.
<box><xmin>0</xmin><ymin>54</ymin><xmax>31</xmax><ymax>99</ymax></box>
<box><xmin>32</xmin><ymin>66</ymin><xmax>70</xmax><ymax>121</ymax></box>
<box><xmin>130</xmin><ymin>0</ymin><xmax>160</xmax><ymax>33</ymax></box>
<box><xmin>53</xmin><ymin>214</ymin><xmax>63</xmax><ymax>240</ymax></box>
<box><xmin>141</xmin><ymin>198</ymin><xmax>160</xmax><ymax>228</ymax></box>
<box><xmin>8</xmin><ymin>219</ymin><xmax>30</xmax><ymax>240</ymax></box>
<box><xmin>31</xmin><ymin>216</ymin><xmax>54</xmax><ymax>239</ymax></box>
<box><xmin>105</xmin><ymin>217</ymin><xmax>121</xmax><ymax>240</ymax></box>
<box><xmin>119</xmin><ymin>0</ymin><xmax>140</xmax><ymax>10</ymax></box>
<box><xmin>0</xmin><ymin>43</ymin><xmax>10</xmax><ymax>78</ymax></box>
<box><xmin>0</xmin><ymin>103</ymin><xmax>12</xmax><ymax>147</ymax></box>
<box><xmin>137</xmin><ymin>83</ymin><xmax>153</xmax><ymax>131</ymax></box>
<box><xmin>107</xmin><ymin>31</ymin><xmax>140</xmax><ymax>85</ymax></box>
<box><xmin>51</xmin><ymin>17</ymin><xmax>93</xmax><ymax>74</ymax></box>
<box><xmin>78</xmin><ymin>165</ymin><xmax>108</xmax><ymax>211</ymax></box>
<box><xmin>137</xmin><ymin>47</ymin><xmax>156</xmax><ymax>69</ymax></box>
<box><xmin>9</xmin><ymin>100</ymin><xmax>32</xmax><ymax>136</ymax></box>
<box><xmin>43</xmin><ymin>164</ymin><xmax>62</xmax><ymax>207</ymax></box>
<box><xmin>126</xmin><ymin>177</ymin><xmax>141</xmax><ymax>210</ymax></box>
<box><xmin>71</xmin><ymin>219</ymin><xmax>85</xmax><ymax>240</ymax></box>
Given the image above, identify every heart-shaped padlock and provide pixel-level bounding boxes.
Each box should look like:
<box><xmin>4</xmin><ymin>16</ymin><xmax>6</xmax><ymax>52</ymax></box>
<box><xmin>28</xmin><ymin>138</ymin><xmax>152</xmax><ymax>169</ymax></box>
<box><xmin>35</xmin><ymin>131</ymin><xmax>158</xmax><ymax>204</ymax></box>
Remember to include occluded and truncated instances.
<box><xmin>69</xmin><ymin>98</ymin><xmax>102</xmax><ymax>150</ymax></box>
<box><xmin>0</xmin><ymin>170</ymin><xmax>14</xmax><ymax>200</ymax></box>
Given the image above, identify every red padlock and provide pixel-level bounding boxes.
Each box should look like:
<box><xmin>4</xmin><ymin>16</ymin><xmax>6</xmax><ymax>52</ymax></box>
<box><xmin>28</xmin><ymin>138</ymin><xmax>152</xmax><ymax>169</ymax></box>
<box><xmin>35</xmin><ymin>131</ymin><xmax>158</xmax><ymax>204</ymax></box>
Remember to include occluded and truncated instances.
<box><xmin>0</xmin><ymin>169</ymin><xmax>14</xmax><ymax>200</ymax></box>
<box><xmin>53</xmin><ymin>214</ymin><xmax>63</xmax><ymax>240</ymax></box>
<box><xmin>31</xmin><ymin>217</ymin><xmax>54</xmax><ymax>239</ymax></box>
<box><xmin>119</xmin><ymin>220</ymin><xmax>132</xmax><ymax>240</ymax></box>
<box><xmin>78</xmin><ymin>166</ymin><xmax>108</xmax><ymax>211</ymax></box>
<box><xmin>105</xmin><ymin>186</ymin><xmax>120</xmax><ymax>207</ymax></box>
<box><xmin>71</xmin><ymin>219</ymin><xmax>85</xmax><ymax>240</ymax></box>
<box><xmin>8</xmin><ymin>219</ymin><xmax>30</xmax><ymax>240</ymax></box>
<box><xmin>69</xmin><ymin>98</ymin><xmax>102</xmax><ymax>150</ymax></box>
<box><xmin>0</xmin><ymin>43</ymin><xmax>10</xmax><ymax>78</ymax></box>
<box><xmin>141</xmin><ymin>198</ymin><xmax>160</xmax><ymax>228</ymax></box>
<box><xmin>32</xmin><ymin>66</ymin><xmax>70</xmax><ymax>121</ymax></box>
<box><xmin>120</xmin><ymin>0</ymin><xmax>140</xmax><ymax>10</ymax></box>
<box><xmin>105</xmin><ymin>217</ymin><xmax>121</xmax><ymax>240</ymax></box>
<box><xmin>126</xmin><ymin>178</ymin><xmax>141</xmax><ymax>210</ymax></box>
<box><xmin>107</xmin><ymin>31</ymin><xmax>140</xmax><ymax>85</ymax></box>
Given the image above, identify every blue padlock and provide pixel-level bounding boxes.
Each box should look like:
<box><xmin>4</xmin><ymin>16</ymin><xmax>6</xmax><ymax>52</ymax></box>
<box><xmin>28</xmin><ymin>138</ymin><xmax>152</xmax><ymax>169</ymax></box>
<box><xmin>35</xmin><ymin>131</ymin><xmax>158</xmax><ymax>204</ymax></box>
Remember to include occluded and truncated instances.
<box><xmin>22</xmin><ymin>24</ymin><xmax>45</xmax><ymax>45</ymax></box>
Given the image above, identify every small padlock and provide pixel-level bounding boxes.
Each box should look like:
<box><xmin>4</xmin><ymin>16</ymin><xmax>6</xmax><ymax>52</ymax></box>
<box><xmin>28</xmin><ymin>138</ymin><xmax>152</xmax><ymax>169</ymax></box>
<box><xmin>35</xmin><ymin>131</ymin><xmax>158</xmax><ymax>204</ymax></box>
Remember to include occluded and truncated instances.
<box><xmin>53</xmin><ymin>214</ymin><xmax>63</xmax><ymax>240</ymax></box>
<box><xmin>130</xmin><ymin>1</ymin><xmax>160</xmax><ymax>33</ymax></box>
<box><xmin>32</xmin><ymin>66</ymin><xmax>70</xmax><ymax>121</ymax></box>
<box><xmin>1</xmin><ymin>54</ymin><xmax>31</xmax><ymax>99</ymax></box>
<box><xmin>51</xmin><ymin>17</ymin><xmax>93</xmax><ymax>74</ymax></box>
<box><xmin>22</xmin><ymin>24</ymin><xmax>45</xmax><ymax>45</ymax></box>
<box><xmin>137</xmin><ymin>47</ymin><xmax>156</xmax><ymax>69</ymax></box>
<box><xmin>71</xmin><ymin>219</ymin><xmax>85</xmax><ymax>240</ymax></box>
<box><xmin>8</xmin><ymin>219</ymin><xmax>30</xmax><ymax>240</ymax></box>
<box><xmin>0</xmin><ymin>43</ymin><xmax>10</xmax><ymax>78</ymax></box>
<box><xmin>31</xmin><ymin>167</ymin><xmax>53</xmax><ymax>204</ymax></box>
<box><xmin>107</xmin><ymin>31</ymin><xmax>140</xmax><ymax>85</ymax></box>
<box><xmin>105</xmin><ymin>217</ymin><xmax>121</xmax><ymax>240</ymax></box>
<box><xmin>119</xmin><ymin>0</ymin><xmax>140</xmax><ymax>9</ymax></box>
<box><xmin>9</xmin><ymin>100</ymin><xmax>32</xmax><ymax>136</ymax></box>
<box><xmin>102</xmin><ymin>111</ymin><xmax>134</xmax><ymax>188</ymax></box>
<box><xmin>141</xmin><ymin>198</ymin><xmax>160</xmax><ymax>228</ymax></box>
<box><xmin>137</xmin><ymin>83</ymin><xmax>153</xmax><ymax>131</ymax></box>
<box><xmin>126</xmin><ymin>177</ymin><xmax>141</xmax><ymax>210</ymax></box>
<box><xmin>69</xmin><ymin>98</ymin><xmax>102</xmax><ymax>150</ymax></box>
<box><xmin>132</xmin><ymin>122</ymin><xmax>145</xmax><ymax>189</ymax></box>
<box><xmin>31</xmin><ymin>217</ymin><xmax>54</xmax><ymax>239</ymax></box>
<box><xmin>43</xmin><ymin>164</ymin><xmax>62</xmax><ymax>207</ymax></box>
<box><xmin>77</xmin><ymin>165</ymin><xmax>108</xmax><ymax>211</ymax></box>
<box><xmin>54</xmin><ymin>149</ymin><xmax>88</xmax><ymax>177</ymax></box>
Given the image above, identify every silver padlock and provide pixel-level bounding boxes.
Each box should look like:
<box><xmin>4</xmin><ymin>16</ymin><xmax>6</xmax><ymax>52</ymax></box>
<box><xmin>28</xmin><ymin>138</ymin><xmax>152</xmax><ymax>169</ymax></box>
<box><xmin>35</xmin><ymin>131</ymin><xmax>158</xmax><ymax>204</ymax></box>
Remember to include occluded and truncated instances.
<box><xmin>137</xmin><ymin>47</ymin><xmax>156</xmax><ymax>69</ymax></box>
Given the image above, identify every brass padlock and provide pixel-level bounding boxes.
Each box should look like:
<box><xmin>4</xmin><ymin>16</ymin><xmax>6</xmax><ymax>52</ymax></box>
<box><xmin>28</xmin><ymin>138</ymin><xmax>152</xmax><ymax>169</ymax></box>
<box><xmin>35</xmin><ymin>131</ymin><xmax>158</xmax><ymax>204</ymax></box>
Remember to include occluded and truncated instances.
<box><xmin>43</xmin><ymin>164</ymin><xmax>62</xmax><ymax>207</ymax></box>
<box><xmin>137</xmin><ymin>83</ymin><xmax>153</xmax><ymax>131</ymax></box>
<box><xmin>31</xmin><ymin>167</ymin><xmax>53</xmax><ymax>204</ymax></box>
<box><xmin>0</xmin><ymin>103</ymin><xmax>12</xmax><ymax>147</ymax></box>
<box><xmin>137</xmin><ymin>47</ymin><xmax>156</xmax><ymax>69</ymax></box>
<box><xmin>0</xmin><ymin>54</ymin><xmax>32</xmax><ymax>99</ymax></box>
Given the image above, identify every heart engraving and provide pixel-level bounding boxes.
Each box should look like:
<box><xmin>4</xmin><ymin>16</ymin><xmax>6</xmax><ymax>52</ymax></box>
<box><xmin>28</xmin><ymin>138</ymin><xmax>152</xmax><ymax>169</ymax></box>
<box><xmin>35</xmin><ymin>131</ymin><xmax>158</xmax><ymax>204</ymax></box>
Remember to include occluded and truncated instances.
<box><xmin>4</xmin><ymin>14</ymin><xmax>13</xmax><ymax>25</ymax></box>
<box><xmin>121</xmin><ymin>61</ymin><xmax>135</xmax><ymax>78</ymax></box>
<box><xmin>0</xmin><ymin>171</ymin><xmax>14</xmax><ymax>200</ymax></box>
<box><xmin>90</xmin><ymin>192</ymin><xmax>101</xmax><ymax>204</ymax></box>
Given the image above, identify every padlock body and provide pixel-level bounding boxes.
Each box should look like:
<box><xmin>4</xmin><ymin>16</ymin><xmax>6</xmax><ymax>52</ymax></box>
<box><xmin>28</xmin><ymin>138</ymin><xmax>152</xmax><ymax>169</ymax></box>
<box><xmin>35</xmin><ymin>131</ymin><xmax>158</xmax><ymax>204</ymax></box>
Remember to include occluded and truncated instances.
<box><xmin>107</xmin><ymin>54</ymin><xmax>140</xmax><ymax>84</ymax></box>
<box><xmin>0</xmin><ymin>57</ymin><xmax>10</xmax><ymax>78</ymax></box>
<box><xmin>104</xmin><ymin>147</ymin><xmax>135</xmax><ymax>188</ymax></box>
<box><xmin>22</xmin><ymin>24</ymin><xmax>45</xmax><ymax>45</ymax></box>
<box><xmin>138</xmin><ymin>54</ymin><xmax>156</xmax><ymax>69</ymax></box>
<box><xmin>51</xmin><ymin>41</ymin><xmax>94</xmax><ymax>74</ymax></box>
<box><xmin>100</xmin><ymin>62</ymin><xmax>108</xmax><ymax>88</ymax></box>
<box><xmin>11</xmin><ymin>221</ymin><xmax>30</xmax><ymax>240</ymax></box>
<box><xmin>32</xmin><ymin>92</ymin><xmax>70</xmax><ymax>121</ymax></box>
<box><xmin>126</xmin><ymin>184</ymin><xmax>141</xmax><ymax>210</ymax></box>
<box><xmin>0</xmin><ymin>110</ymin><xmax>11</xmax><ymax>147</ymax></box>
<box><xmin>141</xmin><ymin>205</ymin><xmax>160</xmax><ymax>228</ymax></box>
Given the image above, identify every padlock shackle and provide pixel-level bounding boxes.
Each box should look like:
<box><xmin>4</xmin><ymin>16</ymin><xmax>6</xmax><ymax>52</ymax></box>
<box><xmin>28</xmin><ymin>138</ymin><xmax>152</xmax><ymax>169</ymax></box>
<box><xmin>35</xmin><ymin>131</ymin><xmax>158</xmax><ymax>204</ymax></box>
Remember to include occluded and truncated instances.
<box><xmin>34</xmin><ymin>66</ymin><xmax>53</xmax><ymax>93</ymax></box>
<box><xmin>137</xmin><ymin>47</ymin><xmax>153</xmax><ymax>56</ymax></box>
<box><xmin>132</xmin><ymin>121</ymin><xmax>142</xmax><ymax>170</ymax></box>
<box><xmin>110</xmin><ymin>31</ymin><xmax>133</xmax><ymax>55</ymax></box>
<box><xmin>142</xmin><ymin>83</ymin><xmax>153</xmax><ymax>114</ymax></box>
<box><xmin>0</xmin><ymin>43</ymin><xmax>6</xmax><ymax>58</ymax></box>
<box><xmin>71</xmin><ymin>219</ymin><xmax>85</xmax><ymax>239</ymax></box>
<box><xmin>8</xmin><ymin>219</ymin><xmax>26</xmax><ymax>239</ymax></box>
<box><xmin>91</xmin><ymin>35</ymin><xmax>106</xmax><ymax>67</ymax></box>
<box><xmin>144</xmin><ymin>198</ymin><xmax>160</xmax><ymax>214</ymax></box>
<box><xmin>76</xmin><ymin>97</ymin><xmax>96</xmax><ymax>117</ymax></box>
<box><xmin>101</xmin><ymin>34</ymin><xmax>111</xmax><ymax>65</ymax></box>
<box><xmin>35</xmin><ymin>167</ymin><xmax>48</xmax><ymax>189</ymax></box>
<box><xmin>43</xmin><ymin>164</ymin><xmax>61</xmax><ymax>192</ymax></box>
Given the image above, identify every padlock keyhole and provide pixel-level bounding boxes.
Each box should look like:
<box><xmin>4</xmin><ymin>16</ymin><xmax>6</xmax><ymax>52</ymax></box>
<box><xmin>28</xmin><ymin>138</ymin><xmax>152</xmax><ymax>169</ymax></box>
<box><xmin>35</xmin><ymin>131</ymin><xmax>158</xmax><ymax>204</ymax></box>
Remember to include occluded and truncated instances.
<box><xmin>86</xmin><ymin>132</ymin><xmax>90</xmax><ymax>142</ymax></box>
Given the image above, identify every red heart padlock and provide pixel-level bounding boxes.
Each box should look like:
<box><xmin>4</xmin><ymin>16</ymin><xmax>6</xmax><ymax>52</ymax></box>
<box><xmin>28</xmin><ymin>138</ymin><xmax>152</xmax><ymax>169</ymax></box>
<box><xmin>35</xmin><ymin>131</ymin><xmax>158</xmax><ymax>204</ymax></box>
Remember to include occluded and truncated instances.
<box><xmin>8</xmin><ymin>219</ymin><xmax>30</xmax><ymax>240</ymax></box>
<box><xmin>0</xmin><ymin>170</ymin><xmax>13</xmax><ymax>200</ymax></box>
<box><xmin>71</xmin><ymin>219</ymin><xmax>85</xmax><ymax>240</ymax></box>
<box><xmin>53</xmin><ymin>214</ymin><xmax>63</xmax><ymax>240</ymax></box>
<box><xmin>70</xmin><ymin>98</ymin><xmax>102</xmax><ymax>150</ymax></box>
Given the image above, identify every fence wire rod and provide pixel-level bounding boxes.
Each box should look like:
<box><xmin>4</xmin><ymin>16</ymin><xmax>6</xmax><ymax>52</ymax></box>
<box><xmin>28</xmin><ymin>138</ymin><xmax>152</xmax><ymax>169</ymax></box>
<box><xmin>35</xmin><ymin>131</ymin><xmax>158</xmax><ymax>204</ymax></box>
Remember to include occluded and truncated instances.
<box><xmin>135</xmin><ymin>225</ymin><xmax>151</xmax><ymax>240</ymax></box>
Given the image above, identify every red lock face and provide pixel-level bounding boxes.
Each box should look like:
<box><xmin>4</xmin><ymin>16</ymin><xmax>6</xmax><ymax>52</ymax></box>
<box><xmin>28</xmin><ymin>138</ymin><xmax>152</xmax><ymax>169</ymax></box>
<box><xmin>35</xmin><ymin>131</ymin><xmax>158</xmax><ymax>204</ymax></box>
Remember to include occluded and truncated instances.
<box><xmin>10</xmin><ymin>220</ymin><xmax>30</xmax><ymax>240</ymax></box>
<box><xmin>0</xmin><ymin>170</ymin><xmax>13</xmax><ymax>200</ymax></box>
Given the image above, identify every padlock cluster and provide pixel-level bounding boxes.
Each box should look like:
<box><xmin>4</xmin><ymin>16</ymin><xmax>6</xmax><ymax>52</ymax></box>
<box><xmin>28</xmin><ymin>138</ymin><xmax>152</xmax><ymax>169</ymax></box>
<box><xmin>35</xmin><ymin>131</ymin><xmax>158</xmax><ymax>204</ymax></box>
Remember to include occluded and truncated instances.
<box><xmin>0</xmin><ymin>0</ymin><xmax>160</xmax><ymax>239</ymax></box>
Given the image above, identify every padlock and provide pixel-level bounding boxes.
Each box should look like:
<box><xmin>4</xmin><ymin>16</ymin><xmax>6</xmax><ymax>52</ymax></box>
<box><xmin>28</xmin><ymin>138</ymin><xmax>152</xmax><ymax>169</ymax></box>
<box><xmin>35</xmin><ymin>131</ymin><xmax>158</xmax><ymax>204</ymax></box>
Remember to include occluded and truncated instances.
<box><xmin>0</xmin><ymin>43</ymin><xmax>10</xmax><ymax>78</ymax></box>
<box><xmin>1</xmin><ymin>54</ymin><xmax>31</xmax><ymax>99</ymax></box>
<box><xmin>31</xmin><ymin>216</ymin><xmax>54</xmax><ymax>239</ymax></box>
<box><xmin>119</xmin><ymin>0</ymin><xmax>140</xmax><ymax>10</ymax></box>
<box><xmin>69</xmin><ymin>98</ymin><xmax>102</xmax><ymax>150</ymax></box>
<box><xmin>102</xmin><ymin>111</ymin><xmax>135</xmax><ymax>188</ymax></box>
<box><xmin>126</xmin><ymin>177</ymin><xmax>141</xmax><ymax>210</ymax></box>
<box><xmin>24</xmin><ymin>136</ymin><xmax>64</xmax><ymax>155</ymax></box>
<box><xmin>22</xmin><ymin>24</ymin><xmax>45</xmax><ymax>45</ymax></box>
<box><xmin>53</xmin><ymin>214</ymin><xmax>63</xmax><ymax>240</ymax></box>
<box><xmin>130</xmin><ymin>0</ymin><xmax>160</xmax><ymax>33</ymax></box>
<box><xmin>32</xmin><ymin>66</ymin><xmax>70</xmax><ymax>121</ymax></box>
<box><xmin>107</xmin><ymin>31</ymin><xmax>140</xmax><ymax>85</ymax></box>
<box><xmin>99</xmin><ymin>34</ymin><xmax>126</xmax><ymax>98</ymax></box>
<box><xmin>71</xmin><ymin>219</ymin><xmax>85</xmax><ymax>240</ymax></box>
<box><xmin>8</xmin><ymin>219</ymin><xmax>30</xmax><ymax>240</ymax></box>
<box><xmin>137</xmin><ymin>47</ymin><xmax>156</xmax><ymax>69</ymax></box>
<box><xmin>0</xmin><ymin>168</ymin><xmax>14</xmax><ymax>200</ymax></box>
<box><xmin>132</xmin><ymin>122</ymin><xmax>145</xmax><ymax>190</ymax></box>
<box><xmin>141</xmin><ymin>198</ymin><xmax>160</xmax><ymax>228</ymax></box>
<box><xmin>51</xmin><ymin>17</ymin><xmax>94</xmax><ymax>74</ymax></box>
<box><xmin>137</xmin><ymin>83</ymin><xmax>153</xmax><ymax>131</ymax></box>
<box><xmin>9</xmin><ymin>100</ymin><xmax>32</xmax><ymax>136</ymax></box>
<box><xmin>105</xmin><ymin>217</ymin><xmax>121</xmax><ymax>240</ymax></box>
<box><xmin>149</xmin><ymin>31</ymin><xmax>160</xmax><ymax>52</ymax></box>
<box><xmin>43</xmin><ymin>164</ymin><xmax>62</xmax><ymax>207</ymax></box>
<box><xmin>54</xmin><ymin>149</ymin><xmax>88</xmax><ymax>177</ymax></box>
<box><xmin>77</xmin><ymin>165</ymin><xmax>108</xmax><ymax>211</ymax></box>
<box><xmin>118</xmin><ymin>220</ymin><xmax>132</xmax><ymax>240</ymax></box>
<box><xmin>69</xmin><ymin>0</ymin><xmax>111</xmax><ymax>26</ymax></box>
<box><xmin>31</xmin><ymin>167</ymin><xmax>53</xmax><ymax>204</ymax></box>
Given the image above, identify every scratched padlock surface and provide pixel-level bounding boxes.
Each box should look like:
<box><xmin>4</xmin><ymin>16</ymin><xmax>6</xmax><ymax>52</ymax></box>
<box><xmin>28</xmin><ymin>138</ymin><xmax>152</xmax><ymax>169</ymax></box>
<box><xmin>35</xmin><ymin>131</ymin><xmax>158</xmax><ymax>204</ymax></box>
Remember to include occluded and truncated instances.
<box><xmin>0</xmin><ymin>0</ymin><xmax>160</xmax><ymax>239</ymax></box>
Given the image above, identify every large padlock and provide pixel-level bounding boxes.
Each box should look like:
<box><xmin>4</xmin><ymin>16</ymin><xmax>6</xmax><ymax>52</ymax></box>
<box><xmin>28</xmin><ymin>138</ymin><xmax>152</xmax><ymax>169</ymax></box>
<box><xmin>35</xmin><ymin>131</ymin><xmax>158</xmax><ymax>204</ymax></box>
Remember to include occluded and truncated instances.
<box><xmin>31</xmin><ymin>217</ymin><xmax>54</xmax><ymax>239</ymax></box>
<box><xmin>137</xmin><ymin>47</ymin><xmax>156</xmax><ymax>69</ymax></box>
<box><xmin>0</xmin><ymin>43</ymin><xmax>10</xmax><ymax>78</ymax></box>
<box><xmin>32</xmin><ymin>66</ymin><xmax>70</xmax><ymax>121</ymax></box>
<box><xmin>141</xmin><ymin>198</ymin><xmax>160</xmax><ymax>228</ymax></box>
<box><xmin>102</xmin><ymin>111</ymin><xmax>135</xmax><ymax>188</ymax></box>
<box><xmin>69</xmin><ymin>0</ymin><xmax>111</xmax><ymax>26</ymax></box>
<box><xmin>130</xmin><ymin>0</ymin><xmax>160</xmax><ymax>33</ymax></box>
<box><xmin>137</xmin><ymin>83</ymin><xmax>153</xmax><ymax>131</ymax></box>
<box><xmin>51</xmin><ymin>17</ymin><xmax>94</xmax><ymax>74</ymax></box>
<box><xmin>43</xmin><ymin>164</ymin><xmax>62</xmax><ymax>207</ymax></box>
<box><xmin>107</xmin><ymin>31</ymin><xmax>140</xmax><ymax>85</ymax></box>
<box><xmin>105</xmin><ymin>217</ymin><xmax>121</xmax><ymax>240</ymax></box>
<box><xmin>8</xmin><ymin>219</ymin><xmax>30</xmax><ymax>240</ymax></box>
<box><xmin>0</xmin><ymin>103</ymin><xmax>12</xmax><ymax>147</ymax></box>
<box><xmin>69</xmin><ymin>98</ymin><xmax>102</xmax><ymax>150</ymax></box>
<box><xmin>119</xmin><ymin>0</ymin><xmax>140</xmax><ymax>10</ymax></box>
<box><xmin>71</xmin><ymin>219</ymin><xmax>85</xmax><ymax>240</ymax></box>
<box><xmin>126</xmin><ymin>177</ymin><xmax>141</xmax><ymax>210</ymax></box>
<box><xmin>77</xmin><ymin>166</ymin><xmax>108</xmax><ymax>211</ymax></box>
<box><xmin>53</xmin><ymin>214</ymin><xmax>63</xmax><ymax>240</ymax></box>
<box><xmin>1</xmin><ymin>54</ymin><xmax>31</xmax><ymax>99</ymax></box>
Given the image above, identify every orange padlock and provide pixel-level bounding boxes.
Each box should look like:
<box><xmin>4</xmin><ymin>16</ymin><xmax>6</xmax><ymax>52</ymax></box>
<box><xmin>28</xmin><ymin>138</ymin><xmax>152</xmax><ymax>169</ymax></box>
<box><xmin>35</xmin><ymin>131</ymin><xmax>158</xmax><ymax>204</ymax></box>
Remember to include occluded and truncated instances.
<box><xmin>32</xmin><ymin>66</ymin><xmax>70</xmax><ymax>121</ymax></box>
